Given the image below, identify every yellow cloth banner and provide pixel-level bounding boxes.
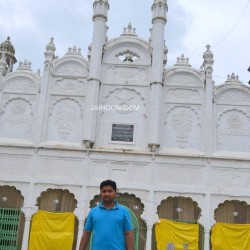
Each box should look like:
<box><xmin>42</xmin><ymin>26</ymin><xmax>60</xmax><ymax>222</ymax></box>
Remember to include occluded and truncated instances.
<box><xmin>28</xmin><ymin>210</ymin><xmax>75</xmax><ymax>250</ymax></box>
<box><xmin>211</xmin><ymin>222</ymin><xmax>250</xmax><ymax>250</ymax></box>
<box><xmin>155</xmin><ymin>219</ymin><xmax>199</xmax><ymax>250</ymax></box>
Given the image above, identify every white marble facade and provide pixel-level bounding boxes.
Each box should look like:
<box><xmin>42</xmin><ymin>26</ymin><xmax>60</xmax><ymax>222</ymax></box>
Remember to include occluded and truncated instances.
<box><xmin>0</xmin><ymin>1</ymin><xmax>250</xmax><ymax>249</ymax></box>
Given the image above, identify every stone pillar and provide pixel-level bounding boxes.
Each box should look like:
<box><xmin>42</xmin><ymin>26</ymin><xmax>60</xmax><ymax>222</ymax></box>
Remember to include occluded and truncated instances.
<box><xmin>148</xmin><ymin>0</ymin><xmax>168</xmax><ymax>151</ymax></box>
<box><xmin>145</xmin><ymin>223</ymin><xmax>153</xmax><ymax>250</ymax></box>
<box><xmin>34</xmin><ymin>38</ymin><xmax>56</xmax><ymax>144</ymax></box>
<box><xmin>142</xmin><ymin>190</ymin><xmax>158</xmax><ymax>250</ymax></box>
<box><xmin>21</xmin><ymin>215</ymin><xmax>31</xmax><ymax>250</ymax></box>
<box><xmin>204</xmin><ymin>228</ymin><xmax>211</xmax><ymax>250</ymax></box>
<box><xmin>83</xmin><ymin>0</ymin><xmax>109</xmax><ymax>146</ymax></box>
<box><xmin>76</xmin><ymin>219</ymin><xmax>84</xmax><ymax>250</ymax></box>
<box><xmin>203</xmin><ymin>45</ymin><xmax>214</xmax><ymax>156</ymax></box>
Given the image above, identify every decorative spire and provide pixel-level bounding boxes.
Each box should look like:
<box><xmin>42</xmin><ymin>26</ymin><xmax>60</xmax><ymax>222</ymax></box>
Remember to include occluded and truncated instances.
<box><xmin>174</xmin><ymin>54</ymin><xmax>191</xmax><ymax>67</ymax></box>
<box><xmin>203</xmin><ymin>44</ymin><xmax>214</xmax><ymax>77</ymax></box>
<box><xmin>44</xmin><ymin>37</ymin><xmax>56</xmax><ymax>69</ymax></box>
<box><xmin>121</xmin><ymin>23</ymin><xmax>137</xmax><ymax>36</ymax></box>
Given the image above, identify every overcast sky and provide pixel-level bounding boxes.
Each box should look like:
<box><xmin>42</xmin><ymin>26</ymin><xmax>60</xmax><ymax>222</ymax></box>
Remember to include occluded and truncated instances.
<box><xmin>0</xmin><ymin>0</ymin><xmax>249</xmax><ymax>84</ymax></box>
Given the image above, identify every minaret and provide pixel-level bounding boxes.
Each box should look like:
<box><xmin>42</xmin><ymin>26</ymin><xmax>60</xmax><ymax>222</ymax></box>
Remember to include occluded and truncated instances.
<box><xmin>83</xmin><ymin>0</ymin><xmax>109</xmax><ymax>148</ymax></box>
<box><xmin>203</xmin><ymin>45</ymin><xmax>214</xmax><ymax>156</ymax></box>
<box><xmin>0</xmin><ymin>37</ymin><xmax>17</xmax><ymax>73</ymax></box>
<box><xmin>148</xmin><ymin>0</ymin><xmax>168</xmax><ymax>152</ymax></box>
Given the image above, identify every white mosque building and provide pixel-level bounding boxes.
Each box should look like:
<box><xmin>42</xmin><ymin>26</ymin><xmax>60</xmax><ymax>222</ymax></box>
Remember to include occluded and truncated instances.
<box><xmin>0</xmin><ymin>0</ymin><xmax>250</xmax><ymax>249</ymax></box>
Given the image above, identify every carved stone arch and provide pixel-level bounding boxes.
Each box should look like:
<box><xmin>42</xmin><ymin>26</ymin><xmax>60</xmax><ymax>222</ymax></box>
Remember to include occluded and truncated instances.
<box><xmin>2</xmin><ymin>97</ymin><xmax>34</xmax><ymax>116</ymax></box>
<box><xmin>36</xmin><ymin>188</ymin><xmax>77</xmax><ymax>212</ymax></box>
<box><xmin>214</xmin><ymin>200</ymin><xmax>250</xmax><ymax>224</ymax></box>
<box><xmin>103</xmin><ymin>39</ymin><xmax>151</xmax><ymax>65</ymax></box>
<box><xmin>163</xmin><ymin>69</ymin><xmax>203</xmax><ymax>87</ymax></box>
<box><xmin>0</xmin><ymin>185</ymin><xmax>24</xmax><ymax>208</ymax></box>
<box><xmin>101</xmin><ymin>87</ymin><xmax>147</xmax><ymax>117</ymax></box>
<box><xmin>1</xmin><ymin>74</ymin><xmax>40</xmax><ymax>93</ymax></box>
<box><xmin>89</xmin><ymin>192</ymin><xmax>147</xmax><ymax>250</ymax></box>
<box><xmin>214</xmin><ymin>84</ymin><xmax>250</xmax><ymax>103</ymax></box>
<box><xmin>217</xmin><ymin>108</ymin><xmax>250</xmax><ymax>124</ymax></box>
<box><xmin>49</xmin><ymin>97</ymin><xmax>83</xmax><ymax>117</ymax></box>
<box><xmin>52</xmin><ymin>56</ymin><xmax>89</xmax><ymax>77</ymax></box>
<box><xmin>157</xmin><ymin>196</ymin><xmax>201</xmax><ymax>221</ymax></box>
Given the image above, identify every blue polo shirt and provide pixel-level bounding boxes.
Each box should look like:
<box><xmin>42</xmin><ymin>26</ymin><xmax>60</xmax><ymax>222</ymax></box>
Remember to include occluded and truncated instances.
<box><xmin>84</xmin><ymin>201</ymin><xmax>133</xmax><ymax>250</ymax></box>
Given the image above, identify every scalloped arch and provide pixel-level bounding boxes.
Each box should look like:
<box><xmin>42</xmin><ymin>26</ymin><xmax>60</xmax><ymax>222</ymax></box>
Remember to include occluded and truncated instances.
<box><xmin>157</xmin><ymin>196</ymin><xmax>201</xmax><ymax>221</ymax></box>
<box><xmin>214</xmin><ymin>199</ymin><xmax>250</xmax><ymax>223</ymax></box>
<box><xmin>216</xmin><ymin>108</ymin><xmax>250</xmax><ymax>128</ymax></box>
<box><xmin>101</xmin><ymin>87</ymin><xmax>147</xmax><ymax>117</ymax></box>
<box><xmin>49</xmin><ymin>97</ymin><xmax>83</xmax><ymax>117</ymax></box>
<box><xmin>165</xmin><ymin>105</ymin><xmax>201</xmax><ymax>127</ymax></box>
<box><xmin>103</xmin><ymin>38</ymin><xmax>151</xmax><ymax>65</ymax></box>
<box><xmin>36</xmin><ymin>188</ymin><xmax>77</xmax><ymax>212</ymax></box>
<box><xmin>0</xmin><ymin>185</ymin><xmax>24</xmax><ymax>208</ymax></box>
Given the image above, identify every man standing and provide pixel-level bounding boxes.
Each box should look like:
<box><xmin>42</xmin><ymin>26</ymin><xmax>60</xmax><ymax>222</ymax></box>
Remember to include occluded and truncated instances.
<box><xmin>79</xmin><ymin>180</ymin><xmax>134</xmax><ymax>250</ymax></box>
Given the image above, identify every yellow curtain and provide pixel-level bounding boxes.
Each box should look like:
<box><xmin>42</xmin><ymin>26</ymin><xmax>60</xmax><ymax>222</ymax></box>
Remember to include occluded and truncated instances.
<box><xmin>211</xmin><ymin>222</ymin><xmax>250</xmax><ymax>250</ymax></box>
<box><xmin>155</xmin><ymin>219</ymin><xmax>199</xmax><ymax>250</ymax></box>
<box><xmin>28</xmin><ymin>210</ymin><xmax>75</xmax><ymax>250</ymax></box>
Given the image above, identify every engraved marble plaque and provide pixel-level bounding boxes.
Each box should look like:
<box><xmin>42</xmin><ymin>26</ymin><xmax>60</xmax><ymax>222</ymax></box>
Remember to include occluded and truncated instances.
<box><xmin>111</xmin><ymin>124</ymin><xmax>134</xmax><ymax>142</ymax></box>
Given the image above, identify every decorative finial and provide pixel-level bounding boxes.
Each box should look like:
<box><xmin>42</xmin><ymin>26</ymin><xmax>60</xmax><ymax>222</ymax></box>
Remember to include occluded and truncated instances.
<box><xmin>226</xmin><ymin>73</ymin><xmax>241</xmax><ymax>84</ymax></box>
<box><xmin>121</xmin><ymin>23</ymin><xmax>137</xmax><ymax>37</ymax></box>
<box><xmin>174</xmin><ymin>54</ymin><xmax>191</xmax><ymax>67</ymax></box>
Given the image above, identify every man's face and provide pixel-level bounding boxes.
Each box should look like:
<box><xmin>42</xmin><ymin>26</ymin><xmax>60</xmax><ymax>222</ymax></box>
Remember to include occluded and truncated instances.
<box><xmin>100</xmin><ymin>185</ymin><xmax>116</xmax><ymax>202</ymax></box>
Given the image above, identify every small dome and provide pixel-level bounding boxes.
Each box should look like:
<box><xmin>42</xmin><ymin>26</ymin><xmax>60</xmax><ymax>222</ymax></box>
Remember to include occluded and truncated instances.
<box><xmin>0</xmin><ymin>37</ymin><xmax>15</xmax><ymax>55</ymax></box>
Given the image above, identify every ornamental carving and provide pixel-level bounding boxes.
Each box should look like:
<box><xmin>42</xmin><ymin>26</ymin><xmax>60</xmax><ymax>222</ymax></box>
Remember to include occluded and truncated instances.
<box><xmin>217</xmin><ymin>109</ymin><xmax>250</xmax><ymax>151</ymax></box>
<box><xmin>166</xmin><ymin>88</ymin><xmax>201</xmax><ymax>101</ymax></box>
<box><xmin>0</xmin><ymin>98</ymin><xmax>33</xmax><ymax>139</ymax></box>
<box><xmin>1</xmin><ymin>78</ymin><xmax>39</xmax><ymax>93</ymax></box>
<box><xmin>54</xmin><ymin>99</ymin><xmax>80</xmax><ymax>139</ymax></box>
<box><xmin>217</xmin><ymin>110</ymin><xmax>250</xmax><ymax>136</ymax></box>
<box><xmin>166</xmin><ymin>73</ymin><xmax>201</xmax><ymax>87</ymax></box>
<box><xmin>101</xmin><ymin>88</ymin><xmax>146</xmax><ymax>116</ymax></box>
<box><xmin>172</xmin><ymin>109</ymin><xmax>193</xmax><ymax>148</ymax></box>
<box><xmin>54</xmin><ymin>62</ymin><xmax>87</xmax><ymax>76</ymax></box>
<box><xmin>165</xmin><ymin>106</ymin><xmax>201</xmax><ymax>149</ymax></box>
<box><xmin>216</xmin><ymin>89</ymin><xmax>250</xmax><ymax>104</ymax></box>
<box><xmin>53</xmin><ymin>79</ymin><xmax>85</xmax><ymax>93</ymax></box>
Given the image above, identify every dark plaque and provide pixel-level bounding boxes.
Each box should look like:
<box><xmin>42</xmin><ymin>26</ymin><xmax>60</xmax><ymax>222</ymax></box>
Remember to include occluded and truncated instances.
<box><xmin>111</xmin><ymin>124</ymin><xmax>134</xmax><ymax>142</ymax></box>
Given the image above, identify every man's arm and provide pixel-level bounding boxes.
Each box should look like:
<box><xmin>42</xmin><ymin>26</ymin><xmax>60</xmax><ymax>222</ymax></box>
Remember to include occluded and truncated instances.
<box><xmin>125</xmin><ymin>230</ymin><xmax>134</xmax><ymax>250</ymax></box>
<box><xmin>79</xmin><ymin>230</ymin><xmax>91</xmax><ymax>250</ymax></box>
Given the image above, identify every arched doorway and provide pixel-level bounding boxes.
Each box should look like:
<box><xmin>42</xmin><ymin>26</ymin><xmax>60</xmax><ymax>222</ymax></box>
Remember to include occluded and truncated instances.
<box><xmin>152</xmin><ymin>196</ymin><xmax>204</xmax><ymax>250</ymax></box>
<box><xmin>88</xmin><ymin>192</ymin><xmax>147</xmax><ymax>250</ymax></box>
<box><xmin>29</xmin><ymin>188</ymin><xmax>78</xmax><ymax>250</ymax></box>
<box><xmin>211</xmin><ymin>200</ymin><xmax>250</xmax><ymax>250</ymax></box>
<box><xmin>0</xmin><ymin>185</ymin><xmax>25</xmax><ymax>250</ymax></box>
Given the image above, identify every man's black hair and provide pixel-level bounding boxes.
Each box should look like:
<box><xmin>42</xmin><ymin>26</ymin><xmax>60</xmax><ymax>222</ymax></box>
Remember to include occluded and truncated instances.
<box><xmin>100</xmin><ymin>180</ymin><xmax>117</xmax><ymax>191</ymax></box>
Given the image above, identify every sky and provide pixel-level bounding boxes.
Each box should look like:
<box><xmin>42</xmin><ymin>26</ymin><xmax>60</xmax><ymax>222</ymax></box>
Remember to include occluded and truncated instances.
<box><xmin>0</xmin><ymin>0</ymin><xmax>249</xmax><ymax>85</ymax></box>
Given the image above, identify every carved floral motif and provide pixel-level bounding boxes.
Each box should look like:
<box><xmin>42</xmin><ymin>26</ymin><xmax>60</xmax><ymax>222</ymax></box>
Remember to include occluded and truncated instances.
<box><xmin>54</xmin><ymin>100</ymin><xmax>78</xmax><ymax>139</ymax></box>
<box><xmin>172</xmin><ymin>109</ymin><xmax>194</xmax><ymax>148</ymax></box>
